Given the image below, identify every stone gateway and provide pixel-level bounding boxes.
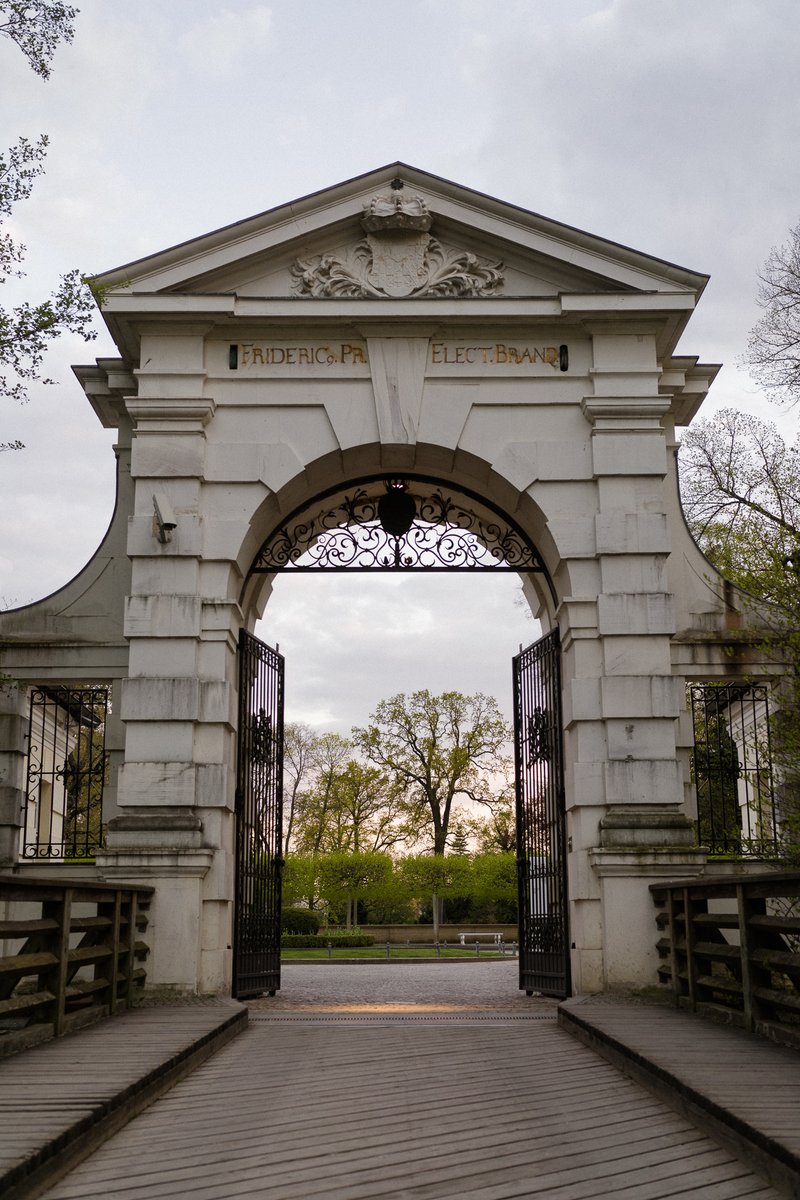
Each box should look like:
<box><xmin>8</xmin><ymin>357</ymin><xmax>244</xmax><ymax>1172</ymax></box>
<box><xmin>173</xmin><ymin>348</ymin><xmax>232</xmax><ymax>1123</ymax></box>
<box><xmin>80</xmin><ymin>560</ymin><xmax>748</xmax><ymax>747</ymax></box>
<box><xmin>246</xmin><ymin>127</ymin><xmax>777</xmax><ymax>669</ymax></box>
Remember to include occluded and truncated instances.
<box><xmin>0</xmin><ymin>163</ymin><xmax>768</xmax><ymax>998</ymax></box>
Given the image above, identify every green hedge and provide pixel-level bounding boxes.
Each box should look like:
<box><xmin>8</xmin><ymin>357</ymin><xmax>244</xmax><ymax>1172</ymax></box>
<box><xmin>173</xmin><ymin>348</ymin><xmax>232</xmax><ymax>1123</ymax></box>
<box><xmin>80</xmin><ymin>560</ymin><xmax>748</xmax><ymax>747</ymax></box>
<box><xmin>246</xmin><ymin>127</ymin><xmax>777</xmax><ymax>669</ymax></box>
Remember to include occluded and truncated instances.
<box><xmin>281</xmin><ymin>934</ymin><xmax>374</xmax><ymax>948</ymax></box>
<box><xmin>281</xmin><ymin>908</ymin><xmax>322</xmax><ymax>935</ymax></box>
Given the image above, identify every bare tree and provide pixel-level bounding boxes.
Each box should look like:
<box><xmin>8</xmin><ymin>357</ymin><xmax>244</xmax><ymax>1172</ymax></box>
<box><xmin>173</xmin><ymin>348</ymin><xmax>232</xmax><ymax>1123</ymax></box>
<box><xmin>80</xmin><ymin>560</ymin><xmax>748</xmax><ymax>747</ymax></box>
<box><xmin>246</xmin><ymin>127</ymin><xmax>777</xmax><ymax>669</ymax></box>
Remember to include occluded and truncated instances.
<box><xmin>472</xmin><ymin>802</ymin><xmax>517</xmax><ymax>853</ymax></box>
<box><xmin>292</xmin><ymin>732</ymin><xmax>351</xmax><ymax>856</ymax></box>
<box><xmin>679</xmin><ymin>408</ymin><xmax>800</xmax><ymax>614</ymax></box>
<box><xmin>743</xmin><ymin>217</ymin><xmax>800</xmax><ymax>407</ymax></box>
<box><xmin>282</xmin><ymin>722</ymin><xmax>318</xmax><ymax>857</ymax></box>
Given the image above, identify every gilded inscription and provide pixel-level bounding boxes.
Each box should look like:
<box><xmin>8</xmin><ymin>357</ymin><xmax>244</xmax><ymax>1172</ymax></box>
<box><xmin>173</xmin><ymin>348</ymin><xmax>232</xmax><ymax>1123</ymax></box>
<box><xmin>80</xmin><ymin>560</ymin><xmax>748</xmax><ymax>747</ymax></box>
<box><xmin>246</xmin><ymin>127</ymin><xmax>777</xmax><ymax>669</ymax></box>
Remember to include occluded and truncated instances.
<box><xmin>230</xmin><ymin>342</ymin><xmax>368</xmax><ymax>369</ymax></box>
<box><xmin>227</xmin><ymin>340</ymin><xmax>567</xmax><ymax>371</ymax></box>
<box><xmin>430</xmin><ymin>343</ymin><xmax>561</xmax><ymax>366</ymax></box>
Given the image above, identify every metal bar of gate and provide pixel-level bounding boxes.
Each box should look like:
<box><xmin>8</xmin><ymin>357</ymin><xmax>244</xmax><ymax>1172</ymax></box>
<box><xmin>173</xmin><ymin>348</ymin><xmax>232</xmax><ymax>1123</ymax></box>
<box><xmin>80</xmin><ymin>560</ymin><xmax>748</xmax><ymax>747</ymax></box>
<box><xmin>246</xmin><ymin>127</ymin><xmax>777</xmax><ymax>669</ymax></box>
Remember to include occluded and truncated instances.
<box><xmin>233</xmin><ymin>631</ymin><xmax>284</xmax><ymax>999</ymax></box>
<box><xmin>514</xmin><ymin>629</ymin><xmax>570</xmax><ymax>998</ymax></box>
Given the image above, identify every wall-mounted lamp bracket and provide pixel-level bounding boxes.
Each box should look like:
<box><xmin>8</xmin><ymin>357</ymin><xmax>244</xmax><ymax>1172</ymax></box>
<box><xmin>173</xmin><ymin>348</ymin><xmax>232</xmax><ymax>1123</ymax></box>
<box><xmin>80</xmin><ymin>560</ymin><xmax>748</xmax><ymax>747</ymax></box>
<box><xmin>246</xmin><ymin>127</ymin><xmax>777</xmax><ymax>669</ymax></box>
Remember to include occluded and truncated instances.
<box><xmin>152</xmin><ymin>492</ymin><xmax>177</xmax><ymax>544</ymax></box>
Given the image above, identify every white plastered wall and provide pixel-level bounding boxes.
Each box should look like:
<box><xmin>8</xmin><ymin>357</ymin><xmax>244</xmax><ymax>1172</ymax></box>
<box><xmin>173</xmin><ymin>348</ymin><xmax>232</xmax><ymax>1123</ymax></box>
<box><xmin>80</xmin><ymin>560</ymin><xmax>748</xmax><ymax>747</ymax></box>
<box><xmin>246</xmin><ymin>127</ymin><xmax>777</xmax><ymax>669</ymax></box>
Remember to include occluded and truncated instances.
<box><xmin>2</xmin><ymin>162</ymin><xmax>757</xmax><ymax>996</ymax></box>
<box><xmin>79</xmin><ymin>315</ymin><xmax>721</xmax><ymax>994</ymax></box>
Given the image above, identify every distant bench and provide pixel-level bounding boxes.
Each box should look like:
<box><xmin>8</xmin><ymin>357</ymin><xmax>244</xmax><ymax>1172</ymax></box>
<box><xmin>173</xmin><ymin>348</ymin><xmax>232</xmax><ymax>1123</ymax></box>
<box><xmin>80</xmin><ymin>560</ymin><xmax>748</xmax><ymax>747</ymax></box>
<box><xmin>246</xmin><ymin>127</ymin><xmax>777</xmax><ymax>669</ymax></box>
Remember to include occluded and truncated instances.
<box><xmin>458</xmin><ymin>931</ymin><xmax>503</xmax><ymax>945</ymax></box>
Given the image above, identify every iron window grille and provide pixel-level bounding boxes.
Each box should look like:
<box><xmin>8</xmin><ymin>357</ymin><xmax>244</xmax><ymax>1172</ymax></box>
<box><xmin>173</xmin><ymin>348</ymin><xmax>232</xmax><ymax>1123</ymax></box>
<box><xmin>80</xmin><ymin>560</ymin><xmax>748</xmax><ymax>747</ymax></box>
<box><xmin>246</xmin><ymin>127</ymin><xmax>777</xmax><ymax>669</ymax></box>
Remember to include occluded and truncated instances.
<box><xmin>23</xmin><ymin>685</ymin><xmax>109</xmax><ymax>862</ymax></box>
<box><xmin>689</xmin><ymin>683</ymin><xmax>779</xmax><ymax>858</ymax></box>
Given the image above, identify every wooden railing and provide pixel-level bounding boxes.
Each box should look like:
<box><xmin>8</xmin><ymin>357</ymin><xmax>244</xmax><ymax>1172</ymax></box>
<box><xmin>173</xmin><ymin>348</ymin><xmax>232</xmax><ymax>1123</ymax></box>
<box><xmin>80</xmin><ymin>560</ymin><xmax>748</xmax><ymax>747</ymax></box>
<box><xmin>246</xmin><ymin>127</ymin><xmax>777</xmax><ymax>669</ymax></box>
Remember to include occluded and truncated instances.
<box><xmin>651</xmin><ymin>871</ymin><xmax>800</xmax><ymax>1049</ymax></box>
<box><xmin>0</xmin><ymin>875</ymin><xmax>153</xmax><ymax>1057</ymax></box>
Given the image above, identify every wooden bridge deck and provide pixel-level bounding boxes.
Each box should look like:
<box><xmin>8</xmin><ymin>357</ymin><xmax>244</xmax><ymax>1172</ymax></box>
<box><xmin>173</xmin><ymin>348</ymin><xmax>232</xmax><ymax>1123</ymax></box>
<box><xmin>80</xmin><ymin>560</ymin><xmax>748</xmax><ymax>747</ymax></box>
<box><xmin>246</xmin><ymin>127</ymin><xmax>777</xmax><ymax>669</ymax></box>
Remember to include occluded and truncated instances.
<box><xmin>0</xmin><ymin>1000</ymin><xmax>246</xmax><ymax>1200</ymax></box>
<box><xmin>559</xmin><ymin>997</ymin><xmax>800</xmax><ymax>1198</ymax></box>
<box><xmin>1</xmin><ymin>966</ymin><xmax>797</xmax><ymax>1199</ymax></box>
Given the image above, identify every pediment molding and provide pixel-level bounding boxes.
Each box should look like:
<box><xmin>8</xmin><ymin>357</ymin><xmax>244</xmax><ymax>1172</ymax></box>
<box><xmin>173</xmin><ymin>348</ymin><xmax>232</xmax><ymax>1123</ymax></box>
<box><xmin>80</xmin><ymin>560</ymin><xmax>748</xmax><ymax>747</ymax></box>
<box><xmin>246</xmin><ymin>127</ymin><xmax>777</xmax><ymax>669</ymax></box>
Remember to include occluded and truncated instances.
<box><xmin>93</xmin><ymin>163</ymin><xmax>709</xmax><ymax>303</ymax></box>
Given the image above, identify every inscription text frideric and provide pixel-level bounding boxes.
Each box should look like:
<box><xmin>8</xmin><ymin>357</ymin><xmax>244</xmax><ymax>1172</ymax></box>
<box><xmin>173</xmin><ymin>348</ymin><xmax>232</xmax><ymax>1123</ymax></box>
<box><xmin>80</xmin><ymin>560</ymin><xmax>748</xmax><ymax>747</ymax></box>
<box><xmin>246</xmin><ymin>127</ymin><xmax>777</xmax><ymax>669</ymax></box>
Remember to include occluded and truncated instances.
<box><xmin>230</xmin><ymin>342</ymin><xmax>368</xmax><ymax>369</ymax></box>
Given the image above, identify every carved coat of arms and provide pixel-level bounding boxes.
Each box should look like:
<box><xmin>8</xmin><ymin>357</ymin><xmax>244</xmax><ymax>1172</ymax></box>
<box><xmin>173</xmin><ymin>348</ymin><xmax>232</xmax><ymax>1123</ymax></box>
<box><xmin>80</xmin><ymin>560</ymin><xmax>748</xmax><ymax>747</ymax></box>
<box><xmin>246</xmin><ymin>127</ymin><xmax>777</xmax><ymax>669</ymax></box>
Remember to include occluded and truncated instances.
<box><xmin>291</xmin><ymin>182</ymin><xmax>503</xmax><ymax>299</ymax></box>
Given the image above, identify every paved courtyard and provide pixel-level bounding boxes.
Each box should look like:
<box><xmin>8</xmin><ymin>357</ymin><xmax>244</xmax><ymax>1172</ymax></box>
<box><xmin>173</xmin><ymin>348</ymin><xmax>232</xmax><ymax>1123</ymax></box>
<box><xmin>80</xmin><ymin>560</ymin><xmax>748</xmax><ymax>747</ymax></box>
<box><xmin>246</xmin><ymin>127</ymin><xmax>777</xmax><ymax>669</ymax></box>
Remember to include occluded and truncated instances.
<box><xmin>250</xmin><ymin>959</ymin><xmax>549</xmax><ymax>1012</ymax></box>
<box><xmin>35</xmin><ymin>964</ymin><xmax>783</xmax><ymax>1200</ymax></box>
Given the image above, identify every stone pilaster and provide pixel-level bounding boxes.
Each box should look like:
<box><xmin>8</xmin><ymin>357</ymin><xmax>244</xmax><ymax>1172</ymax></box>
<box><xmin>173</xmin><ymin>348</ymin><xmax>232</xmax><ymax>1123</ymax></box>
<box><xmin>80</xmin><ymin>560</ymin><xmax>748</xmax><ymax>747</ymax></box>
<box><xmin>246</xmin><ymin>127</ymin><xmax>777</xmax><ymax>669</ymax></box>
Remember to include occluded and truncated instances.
<box><xmin>100</xmin><ymin>365</ymin><xmax>235</xmax><ymax>993</ymax></box>
<box><xmin>590</xmin><ymin>809</ymin><xmax>706</xmax><ymax>987</ymax></box>
<box><xmin>0</xmin><ymin>684</ymin><xmax>27</xmax><ymax>866</ymax></box>
<box><xmin>566</xmin><ymin>329</ymin><xmax>694</xmax><ymax>990</ymax></box>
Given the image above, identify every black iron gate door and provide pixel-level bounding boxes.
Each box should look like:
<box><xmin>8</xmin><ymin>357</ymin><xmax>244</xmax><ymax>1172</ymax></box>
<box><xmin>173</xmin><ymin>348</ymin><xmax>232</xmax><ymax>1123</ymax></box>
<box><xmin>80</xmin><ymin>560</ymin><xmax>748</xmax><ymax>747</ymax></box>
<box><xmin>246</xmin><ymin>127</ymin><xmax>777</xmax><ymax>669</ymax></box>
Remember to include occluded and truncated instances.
<box><xmin>513</xmin><ymin>628</ymin><xmax>571</xmax><ymax>998</ymax></box>
<box><xmin>233</xmin><ymin>630</ymin><xmax>284</xmax><ymax>999</ymax></box>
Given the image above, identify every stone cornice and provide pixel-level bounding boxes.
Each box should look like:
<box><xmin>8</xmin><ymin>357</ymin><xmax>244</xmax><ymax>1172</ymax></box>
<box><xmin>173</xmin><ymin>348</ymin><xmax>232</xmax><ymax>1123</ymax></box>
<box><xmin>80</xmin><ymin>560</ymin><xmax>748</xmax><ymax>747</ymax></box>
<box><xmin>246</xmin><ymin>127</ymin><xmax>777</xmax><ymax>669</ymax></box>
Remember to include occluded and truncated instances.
<box><xmin>589</xmin><ymin>849</ymin><xmax>707</xmax><ymax>877</ymax></box>
<box><xmin>581</xmin><ymin>395</ymin><xmax>671</xmax><ymax>427</ymax></box>
<box><xmin>101</xmin><ymin>291</ymin><xmax>697</xmax><ymax>319</ymax></box>
<box><xmin>125</xmin><ymin>397</ymin><xmax>216</xmax><ymax>428</ymax></box>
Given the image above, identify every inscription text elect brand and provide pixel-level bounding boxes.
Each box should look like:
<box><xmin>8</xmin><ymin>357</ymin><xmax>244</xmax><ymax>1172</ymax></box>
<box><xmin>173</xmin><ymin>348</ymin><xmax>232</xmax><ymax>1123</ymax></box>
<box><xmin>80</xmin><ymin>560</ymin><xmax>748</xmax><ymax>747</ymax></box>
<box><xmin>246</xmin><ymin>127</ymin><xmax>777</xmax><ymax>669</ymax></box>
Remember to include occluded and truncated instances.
<box><xmin>430</xmin><ymin>343</ymin><xmax>561</xmax><ymax>365</ymax></box>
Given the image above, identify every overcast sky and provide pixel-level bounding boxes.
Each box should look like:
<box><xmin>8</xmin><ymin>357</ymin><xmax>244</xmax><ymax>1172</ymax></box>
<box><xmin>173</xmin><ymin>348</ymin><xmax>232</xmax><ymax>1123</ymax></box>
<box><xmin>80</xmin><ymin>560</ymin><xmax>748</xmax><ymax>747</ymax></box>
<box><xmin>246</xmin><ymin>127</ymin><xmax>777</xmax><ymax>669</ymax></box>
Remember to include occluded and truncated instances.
<box><xmin>2</xmin><ymin>0</ymin><xmax>799</xmax><ymax>733</ymax></box>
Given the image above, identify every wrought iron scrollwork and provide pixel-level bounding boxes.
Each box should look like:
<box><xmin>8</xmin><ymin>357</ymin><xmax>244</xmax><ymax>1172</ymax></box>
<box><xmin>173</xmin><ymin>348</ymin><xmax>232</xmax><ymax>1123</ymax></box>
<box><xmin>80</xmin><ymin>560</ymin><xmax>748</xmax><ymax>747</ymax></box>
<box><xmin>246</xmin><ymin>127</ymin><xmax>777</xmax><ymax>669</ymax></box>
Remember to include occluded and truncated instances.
<box><xmin>234</xmin><ymin>632</ymin><xmax>284</xmax><ymax>998</ymax></box>
<box><xmin>252</xmin><ymin>478</ymin><xmax>545</xmax><ymax>573</ymax></box>
<box><xmin>250</xmin><ymin>709</ymin><xmax>273</xmax><ymax>769</ymax></box>
<box><xmin>527</xmin><ymin>707</ymin><xmax>552</xmax><ymax>764</ymax></box>
<box><xmin>514</xmin><ymin>630</ymin><xmax>569</xmax><ymax>998</ymax></box>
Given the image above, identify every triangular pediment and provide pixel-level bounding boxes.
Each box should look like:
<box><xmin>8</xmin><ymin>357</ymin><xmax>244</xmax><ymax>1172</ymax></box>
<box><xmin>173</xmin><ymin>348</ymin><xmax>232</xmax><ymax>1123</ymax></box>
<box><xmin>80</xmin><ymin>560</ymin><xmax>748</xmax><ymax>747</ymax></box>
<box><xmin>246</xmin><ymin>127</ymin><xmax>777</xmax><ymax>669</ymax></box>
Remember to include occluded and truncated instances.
<box><xmin>94</xmin><ymin>162</ymin><xmax>708</xmax><ymax>303</ymax></box>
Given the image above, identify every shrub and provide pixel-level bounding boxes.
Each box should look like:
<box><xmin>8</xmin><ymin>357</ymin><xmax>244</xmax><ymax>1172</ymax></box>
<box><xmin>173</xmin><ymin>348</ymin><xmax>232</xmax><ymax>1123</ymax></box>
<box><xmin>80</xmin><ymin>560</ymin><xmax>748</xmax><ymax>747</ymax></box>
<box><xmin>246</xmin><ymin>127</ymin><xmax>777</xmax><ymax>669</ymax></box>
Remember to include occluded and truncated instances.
<box><xmin>281</xmin><ymin>934</ymin><xmax>374</xmax><ymax>948</ymax></box>
<box><xmin>281</xmin><ymin>908</ymin><xmax>322</xmax><ymax>935</ymax></box>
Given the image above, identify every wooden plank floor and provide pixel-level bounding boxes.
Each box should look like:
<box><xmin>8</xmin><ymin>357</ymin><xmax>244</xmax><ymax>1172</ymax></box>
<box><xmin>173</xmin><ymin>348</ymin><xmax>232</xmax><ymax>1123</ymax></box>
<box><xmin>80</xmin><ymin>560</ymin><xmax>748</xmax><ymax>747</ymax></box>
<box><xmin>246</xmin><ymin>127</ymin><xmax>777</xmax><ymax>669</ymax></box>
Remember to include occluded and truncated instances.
<box><xmin>39</xmin><ymin>1013</ymin><xmax>782</xmax><ymax>1200</ymax></box>
<box><xmin>0</xmin><ymin>1001</ymin><xmax>246</xmax><ymax>1199</ymax></box>
<box><xmin>559</xmin><ymin>999</ymin><xmax>800</xmax><ymax>1193</ymax></box>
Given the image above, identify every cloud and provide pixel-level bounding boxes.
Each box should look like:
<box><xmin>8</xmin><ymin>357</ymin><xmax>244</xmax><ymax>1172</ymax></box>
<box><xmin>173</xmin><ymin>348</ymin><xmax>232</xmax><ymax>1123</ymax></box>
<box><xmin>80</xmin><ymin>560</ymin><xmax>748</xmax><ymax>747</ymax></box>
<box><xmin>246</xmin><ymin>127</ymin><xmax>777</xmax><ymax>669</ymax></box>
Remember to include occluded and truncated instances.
<box><xmin>3</xmin><ymin>0</ymin><xmax>800</xmax><ymax>629</ymax></box>
<box><xmin>257</xmin><ymin>573</ymin><xmax>538</xmax><ymax>738</ymax></box>
<box><xmin>178</xmin><ymin>6</ymin><xmax>272</xmax><ymax>79</ymax></box>
<box><xmin>426</xmin><ymin>0</ymin><xmax>800</xmax><ymax>413</ymax></box>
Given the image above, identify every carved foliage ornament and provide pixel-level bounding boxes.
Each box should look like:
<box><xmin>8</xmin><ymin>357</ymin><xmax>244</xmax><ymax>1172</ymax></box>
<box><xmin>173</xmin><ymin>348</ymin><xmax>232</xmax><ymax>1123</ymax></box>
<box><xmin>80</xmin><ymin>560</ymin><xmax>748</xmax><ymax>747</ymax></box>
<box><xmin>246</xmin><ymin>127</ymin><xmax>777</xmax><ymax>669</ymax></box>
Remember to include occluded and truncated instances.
<box><xmin>291</xmin><ymin>185</ymin><xmax>504</xmax><ymax>299</ymax></box>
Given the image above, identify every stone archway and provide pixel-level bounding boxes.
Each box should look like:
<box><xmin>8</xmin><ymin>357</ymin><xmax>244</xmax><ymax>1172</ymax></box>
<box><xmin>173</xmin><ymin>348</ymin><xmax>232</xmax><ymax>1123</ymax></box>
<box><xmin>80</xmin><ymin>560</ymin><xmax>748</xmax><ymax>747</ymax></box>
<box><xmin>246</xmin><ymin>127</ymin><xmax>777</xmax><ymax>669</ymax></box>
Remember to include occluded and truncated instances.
<box><xmin>232</xmin><ymin>471</ymin><xmax>568</xmax><ymax>998</ymax></box>
<box><xmin>1</xmin><ymin>163</ymin><xmax>755</xmax><ymax>1000</ymax></box>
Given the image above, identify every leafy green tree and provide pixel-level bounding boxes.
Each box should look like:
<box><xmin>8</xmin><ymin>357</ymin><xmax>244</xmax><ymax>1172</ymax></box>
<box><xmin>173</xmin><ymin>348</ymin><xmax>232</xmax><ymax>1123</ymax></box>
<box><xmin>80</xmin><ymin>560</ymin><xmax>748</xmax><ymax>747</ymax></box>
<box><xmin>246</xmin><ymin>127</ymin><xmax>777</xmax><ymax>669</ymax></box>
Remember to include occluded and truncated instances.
<box><xmin>1</xmin><ymin>2</ymin><xmax>95</xmax><ymax>444</ymax></box>
<box><xmin>470</xmin><ymin>852</ymin><xmax>518</xmax><ymax>922</ymax></box>
<box><xmin>1</xmin><ymin>2</ymin><xmax>78</xmax><ymax>77</ymax></box>
<box><xmin>353</xmin><ymin>690</ymin><xmax>510</xmax><ymax>856</ymax></box>
<box><xmin>281</xmin><ymin>853</ymin><xmax>319</xmax><ymax>911</ymax></box>
<box><xmin>318</xmin><ymin>850</ymin><xmax>392</xmax><ymax>928</ymax></box>
<box><xmin>354</xmin><ymin>689</ymin><xmax>510</xmax><ymax>930</ymax></box>
<box><xmin>398</xmin><ymin>852</ymin><xmax>473</xmax><ymax>937</ymax></box>
<box><xmin>472</xmin><ymin>800</ymin><xmax>517</xmax><ymax>853</ymax></box>
<box><xmin>360</xmin><ymin>870</ymin><xmax>417</xmax><ymax>925</ymax></box>
<box><xmin>315</xmin><ymin>759</ymin><xmax>409</xmax><ymax>855</ymax></box>
<box><xmin>398</xmin><ymin>851</ymin><xmax>518</xmax><ymax>928</ymax></box>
